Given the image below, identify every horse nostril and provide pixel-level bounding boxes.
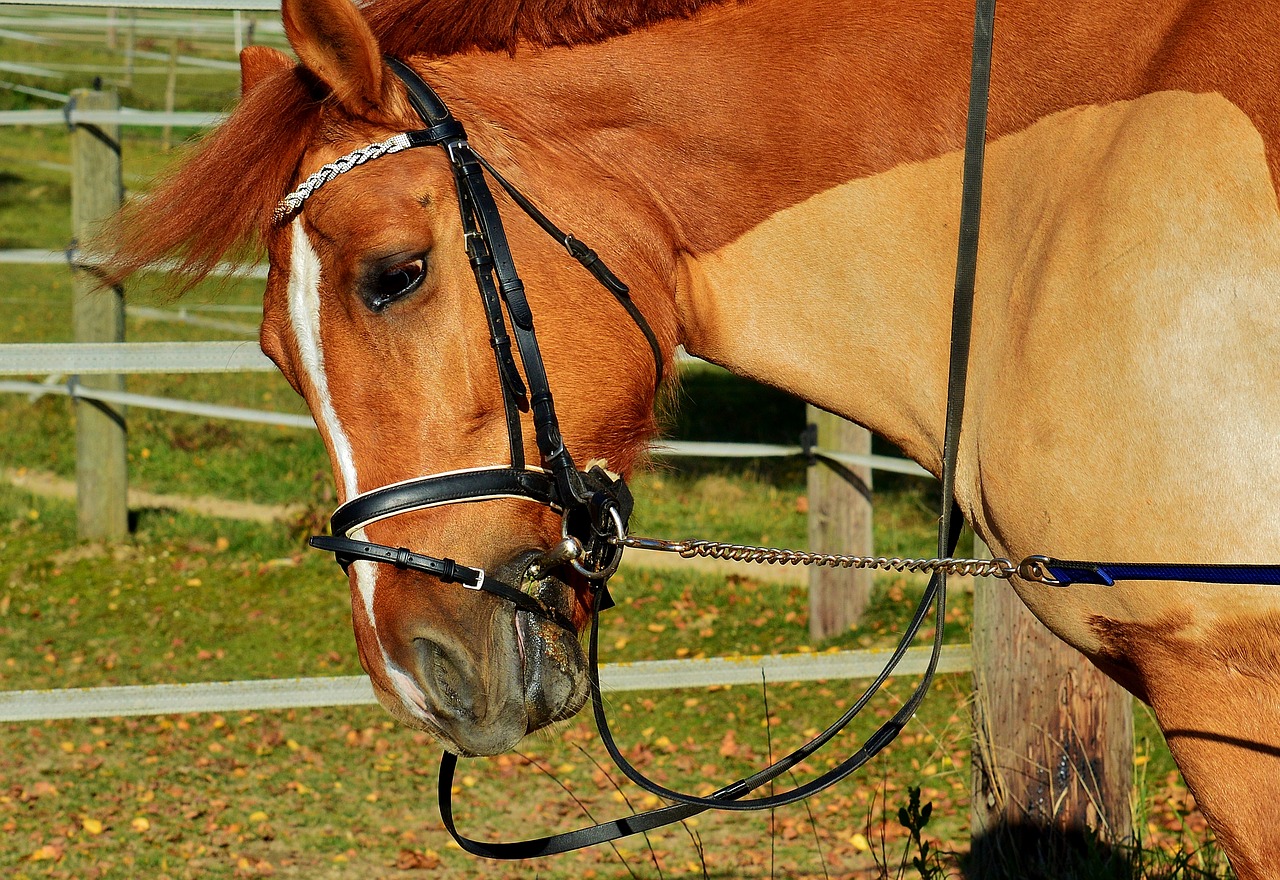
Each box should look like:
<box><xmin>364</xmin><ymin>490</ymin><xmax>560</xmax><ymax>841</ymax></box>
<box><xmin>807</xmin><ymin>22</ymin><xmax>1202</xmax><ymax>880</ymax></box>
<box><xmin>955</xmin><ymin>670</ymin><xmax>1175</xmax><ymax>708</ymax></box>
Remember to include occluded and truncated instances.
<box><xmin>413</xmin><ymin>638</ymin><xmax>480</xmax><ymax>723</ymax></box>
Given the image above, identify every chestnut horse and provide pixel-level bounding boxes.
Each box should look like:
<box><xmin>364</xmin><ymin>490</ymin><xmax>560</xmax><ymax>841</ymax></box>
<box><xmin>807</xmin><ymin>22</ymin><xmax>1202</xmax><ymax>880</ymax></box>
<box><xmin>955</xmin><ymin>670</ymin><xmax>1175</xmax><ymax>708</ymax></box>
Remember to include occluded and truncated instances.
<box><xmin>104</xmin><ymin>0</ymin><xmax>1280</xmax><ymax>872</ymax></box>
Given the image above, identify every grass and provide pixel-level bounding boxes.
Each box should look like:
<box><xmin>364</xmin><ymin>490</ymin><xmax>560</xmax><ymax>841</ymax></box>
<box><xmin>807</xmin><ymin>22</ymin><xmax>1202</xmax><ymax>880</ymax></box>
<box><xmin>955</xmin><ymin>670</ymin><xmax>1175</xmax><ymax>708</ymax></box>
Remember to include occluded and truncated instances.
<box><xmin>0</xmin><ymin>18</ymin><xmax>1235</xmax><ymax>879</ymax></box>
<box><xmin>1</xmin><ymin>478</ymin><xmax>985</xmax><ymax>879</ymax></box>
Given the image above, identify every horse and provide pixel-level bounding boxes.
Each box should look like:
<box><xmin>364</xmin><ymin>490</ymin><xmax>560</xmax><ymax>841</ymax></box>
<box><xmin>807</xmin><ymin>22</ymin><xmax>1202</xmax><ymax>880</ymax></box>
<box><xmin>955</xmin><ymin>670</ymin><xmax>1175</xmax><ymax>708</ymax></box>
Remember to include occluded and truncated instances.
<box><xmin>101</xmin><ymin>0</ymin><xmax>1280</xmax><ymax>873</ymax></box>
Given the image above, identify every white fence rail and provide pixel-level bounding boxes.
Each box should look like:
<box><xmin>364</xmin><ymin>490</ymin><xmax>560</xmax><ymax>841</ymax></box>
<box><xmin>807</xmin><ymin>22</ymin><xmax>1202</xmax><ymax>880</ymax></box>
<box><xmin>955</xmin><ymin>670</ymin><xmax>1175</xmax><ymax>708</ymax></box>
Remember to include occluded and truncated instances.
<box><xmin>0</xmin><ymin>341</ymin><xmax>934</xmax><ymax>474</ymax></box>
<box><xmin>0</xmin><ymin>6</ymin><xmax>934</xmax><ymax>727</ymax></box>
<box><xmin>0</xmin><ymin>107</ymin><xmax>226</xmax><ymax>126</ymax></box>
<box><xmin>0</xmin><ymin>340</ymin><xmax>271</xmax><ymax>373</ymax></box>
<box><xmin>0</xmin><ymin>12</ymin><xmax>283</xmax><ymax>37</ymax></box>
<box><xmin>0</xmin><ymin>645</ymin><xmax>970</xmax><ymax>722</ymax></box>
<box><xmin>0</xmin><ymin>1</ymin><xmax>278</xmax><ymax>8</ymax></box>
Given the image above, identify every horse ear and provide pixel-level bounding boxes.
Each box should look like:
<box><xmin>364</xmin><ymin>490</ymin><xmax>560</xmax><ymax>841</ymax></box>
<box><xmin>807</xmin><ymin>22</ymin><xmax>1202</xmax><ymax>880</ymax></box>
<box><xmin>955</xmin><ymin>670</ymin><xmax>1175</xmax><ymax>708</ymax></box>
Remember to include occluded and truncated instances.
<box><xmin>281</xmin><ymin>0</ymin><xmax>385</xmax><ymax>115</ymax></box>
<box><xmin>239</xmin><ymin>45</ymin><xmax>291</xmax><ymax>97</ymax></box>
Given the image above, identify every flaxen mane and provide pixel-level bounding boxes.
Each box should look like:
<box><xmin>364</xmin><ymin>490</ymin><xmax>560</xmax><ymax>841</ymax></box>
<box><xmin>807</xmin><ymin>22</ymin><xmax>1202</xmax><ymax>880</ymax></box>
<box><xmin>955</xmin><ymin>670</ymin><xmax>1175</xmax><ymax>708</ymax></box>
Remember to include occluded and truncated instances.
<box><xmin>101</xmin><ymin>0</ymin><xmax>731</xmax><ymax>287</ymax></box>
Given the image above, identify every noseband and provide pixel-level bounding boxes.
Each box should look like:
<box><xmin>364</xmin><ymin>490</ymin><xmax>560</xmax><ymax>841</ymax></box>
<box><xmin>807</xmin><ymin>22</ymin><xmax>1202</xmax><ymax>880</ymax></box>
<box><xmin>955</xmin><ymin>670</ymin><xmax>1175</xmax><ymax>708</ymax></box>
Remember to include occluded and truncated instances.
<box><xmin>274</xmin><ymin>7</ymin><xmax>1280</xmax><ymax>862</ymax></box>
<box><xmin>290</xmin><ymin>57</ymin><xmax>666</xmax><ymax>628</ymax></box>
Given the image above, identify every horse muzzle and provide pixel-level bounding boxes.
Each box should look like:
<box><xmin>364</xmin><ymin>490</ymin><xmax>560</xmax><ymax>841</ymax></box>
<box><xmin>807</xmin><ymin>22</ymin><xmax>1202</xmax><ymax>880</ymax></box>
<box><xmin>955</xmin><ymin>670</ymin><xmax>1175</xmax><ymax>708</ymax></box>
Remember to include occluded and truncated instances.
<box><xmin>373</xmin><ymin>551</ymin><xmax>588</xmax><ymax>757</ymax></box>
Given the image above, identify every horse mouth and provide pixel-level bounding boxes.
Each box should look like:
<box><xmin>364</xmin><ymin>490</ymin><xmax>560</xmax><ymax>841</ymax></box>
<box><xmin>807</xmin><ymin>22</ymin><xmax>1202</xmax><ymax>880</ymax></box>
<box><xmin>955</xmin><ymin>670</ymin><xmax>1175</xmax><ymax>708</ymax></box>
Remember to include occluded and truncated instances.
<box><xmin>381</xmin><ymin>551</ymin><xmax>590</xmax><ymax>758</ymax></box>
<box><xmin>513</xmin><ymin>559</ymin><xmax>591</xmax><ymax>733</ymax></box>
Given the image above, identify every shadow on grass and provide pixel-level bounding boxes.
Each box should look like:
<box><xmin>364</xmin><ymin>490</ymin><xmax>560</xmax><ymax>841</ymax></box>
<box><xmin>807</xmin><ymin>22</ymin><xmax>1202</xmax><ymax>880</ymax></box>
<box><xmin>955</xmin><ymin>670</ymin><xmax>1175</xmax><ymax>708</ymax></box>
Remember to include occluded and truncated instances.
<box><xmin>962</xmin><ymin>822</ymin><xmax>1233</xmax><ymax>880</ymax></box>
<box><xmin>659</xmin><ymin>365</ymin><xmax>931</xmax><ymax>495</ymax></box>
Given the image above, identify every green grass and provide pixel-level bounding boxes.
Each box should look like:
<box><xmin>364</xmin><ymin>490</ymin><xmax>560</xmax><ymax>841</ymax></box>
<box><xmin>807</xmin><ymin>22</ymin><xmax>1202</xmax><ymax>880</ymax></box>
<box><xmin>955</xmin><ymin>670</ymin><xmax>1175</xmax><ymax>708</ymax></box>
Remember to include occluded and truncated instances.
<box><xmin>0</xmin><ymin>480</ymin><xmax>1229</xmax><ymax>878</ymax></box>
<box><xmin>0</xmin><ymin>481</ymin><xmax>981</xmax><ymax>879</ymax></box>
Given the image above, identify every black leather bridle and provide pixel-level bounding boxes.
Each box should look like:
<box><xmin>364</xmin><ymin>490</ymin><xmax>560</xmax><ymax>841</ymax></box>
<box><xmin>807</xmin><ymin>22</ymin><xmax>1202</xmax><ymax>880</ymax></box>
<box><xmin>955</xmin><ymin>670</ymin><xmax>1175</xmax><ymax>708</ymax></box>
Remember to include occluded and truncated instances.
<box><xmin>305</xmin><ymin>56</ymin><xmax>668</xmax><ymax>630</ymax></box>
<box><xmin>298</xmin><ymin>1</ymin><xmax>999</xmax><ymax>855</ymax></box>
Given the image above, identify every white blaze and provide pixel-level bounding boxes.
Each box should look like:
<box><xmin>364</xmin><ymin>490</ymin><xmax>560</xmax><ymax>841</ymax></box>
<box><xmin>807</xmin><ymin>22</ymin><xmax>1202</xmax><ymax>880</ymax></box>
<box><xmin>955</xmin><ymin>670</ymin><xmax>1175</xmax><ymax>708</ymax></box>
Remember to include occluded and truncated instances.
<box><xmin>286</xmin><ymin>220</ymin><xmax>375</xmax><ymax>624</ymax></box>
<box><xmin>286</xmin><ymin>220</ymin><xmax>434</xmax><ymax>722</ymax></box>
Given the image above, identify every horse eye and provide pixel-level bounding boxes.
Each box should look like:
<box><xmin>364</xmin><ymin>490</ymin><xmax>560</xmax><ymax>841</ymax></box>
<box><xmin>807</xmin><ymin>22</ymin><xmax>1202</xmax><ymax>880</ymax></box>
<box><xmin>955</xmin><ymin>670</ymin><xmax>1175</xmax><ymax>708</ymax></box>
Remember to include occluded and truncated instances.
<box><xmin>367</xmin><ymin>257</ymin><xmax>426</xmax><ymax>311</ymax></box>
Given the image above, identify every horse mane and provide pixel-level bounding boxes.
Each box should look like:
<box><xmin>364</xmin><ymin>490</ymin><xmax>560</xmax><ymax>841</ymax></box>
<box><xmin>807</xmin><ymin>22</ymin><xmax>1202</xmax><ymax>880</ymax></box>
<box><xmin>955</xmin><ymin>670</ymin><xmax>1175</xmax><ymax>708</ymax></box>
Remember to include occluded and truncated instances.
<box><xmin>100</xmin><ymin>64</ymin><xmax>322</xmax><ymax>289</ymax></box>
<box><xmin>100</xmin><ymin>0</ymin><xmax>731</xmax><ymax>288</ymax></box>
<box><xmin>365</xmin><ymin>0</ymin><xmax>730</xmax><ymax>58</ymax></box>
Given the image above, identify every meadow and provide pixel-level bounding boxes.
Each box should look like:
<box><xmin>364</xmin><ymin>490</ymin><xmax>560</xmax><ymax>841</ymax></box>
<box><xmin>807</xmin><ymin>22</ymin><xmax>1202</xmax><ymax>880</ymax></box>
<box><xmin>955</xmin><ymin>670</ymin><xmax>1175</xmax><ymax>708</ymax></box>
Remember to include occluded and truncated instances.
<box><xmin>0</xmin><ymin>8</ymin><xmax>1231</xmax><ymax>878</ymax></box>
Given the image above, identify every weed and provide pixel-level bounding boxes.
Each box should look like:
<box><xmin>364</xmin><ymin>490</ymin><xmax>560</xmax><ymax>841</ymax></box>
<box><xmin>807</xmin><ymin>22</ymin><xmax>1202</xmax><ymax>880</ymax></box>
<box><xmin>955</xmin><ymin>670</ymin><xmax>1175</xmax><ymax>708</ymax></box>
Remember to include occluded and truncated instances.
<box><xmin>898</xmin><ymin>787</ymin><xmax>954</xmax><ymax>879</ymax></box>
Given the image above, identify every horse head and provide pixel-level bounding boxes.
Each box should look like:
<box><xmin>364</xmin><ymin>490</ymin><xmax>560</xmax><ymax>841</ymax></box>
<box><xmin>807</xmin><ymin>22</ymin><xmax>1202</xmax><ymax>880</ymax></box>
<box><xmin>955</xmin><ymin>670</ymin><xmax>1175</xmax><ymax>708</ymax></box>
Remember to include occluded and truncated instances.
<box><xmin>106</xmin><ymin>0</ymin><xmax>674</xmax><ymax>756</ymax></box>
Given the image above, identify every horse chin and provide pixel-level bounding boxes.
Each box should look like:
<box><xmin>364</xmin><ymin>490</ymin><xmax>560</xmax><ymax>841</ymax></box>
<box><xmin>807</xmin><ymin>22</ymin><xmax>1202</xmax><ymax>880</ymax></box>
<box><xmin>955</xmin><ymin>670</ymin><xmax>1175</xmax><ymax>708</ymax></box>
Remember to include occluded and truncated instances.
<box><xmin>516</xmin><ymin>572</ymin><xmax>590</xmax><ymax>734</ymax></box>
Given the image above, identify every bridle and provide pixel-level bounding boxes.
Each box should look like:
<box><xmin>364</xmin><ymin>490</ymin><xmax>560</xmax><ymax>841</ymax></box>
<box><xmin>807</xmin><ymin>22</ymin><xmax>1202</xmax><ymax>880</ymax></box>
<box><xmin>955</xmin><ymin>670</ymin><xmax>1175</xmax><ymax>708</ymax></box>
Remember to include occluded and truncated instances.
<box><xmin>281</xmin><ymin>0</ymin><xmax>1280</xmax><ymax>861</ymax></box>
<box><xmin>289</xmin><ymin>56</ymin><xmax>667</xmax><ymax>632</ymax></box>
<box><xmin>284</xmin><ymin>22</ymin><xmax>993</xmax><ymax>859</ymax></box>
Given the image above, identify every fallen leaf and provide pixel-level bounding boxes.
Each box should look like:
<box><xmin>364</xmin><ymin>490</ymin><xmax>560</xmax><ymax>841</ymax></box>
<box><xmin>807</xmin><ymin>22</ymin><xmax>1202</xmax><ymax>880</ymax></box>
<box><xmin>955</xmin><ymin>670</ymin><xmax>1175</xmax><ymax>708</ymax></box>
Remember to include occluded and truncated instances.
<box><xmin>396</xmin><ymin>849</ymin><xmax>441</xmax><ymax>870</ymax></box>
<box><xmin>20</xmin><ymin>781</ymin><xmax>57</xmax><ymax>801</ymax></box>
<box><xmin>29</xmin><ymin>843</ymin><xmax>63</xmax><ymax>862</ymax></box>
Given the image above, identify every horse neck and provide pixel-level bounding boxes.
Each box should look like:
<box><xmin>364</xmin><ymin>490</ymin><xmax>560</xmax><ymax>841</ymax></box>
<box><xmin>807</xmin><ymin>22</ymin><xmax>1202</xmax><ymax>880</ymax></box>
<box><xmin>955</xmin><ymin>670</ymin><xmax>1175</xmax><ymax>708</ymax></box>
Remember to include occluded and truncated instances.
<box><xmin>431</xmin><ymin>0</ymin><xmax>1182</xmax><ymax>471</ymax></box>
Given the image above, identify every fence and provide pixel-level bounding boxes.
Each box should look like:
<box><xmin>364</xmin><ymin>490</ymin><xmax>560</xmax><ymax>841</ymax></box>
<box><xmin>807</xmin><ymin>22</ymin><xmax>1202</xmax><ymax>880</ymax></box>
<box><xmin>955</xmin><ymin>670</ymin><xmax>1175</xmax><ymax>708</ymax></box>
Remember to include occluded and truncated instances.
<box><xmin>0</xmin><ymin>340</ymin><xmax>931</xmax><ymax>476</ymax></box>
<box><xmin>0</xmin><ymin>645</ymin><xmax>972</xmax><ymax>723</ymax></box>
<box><xmin>0</xmin><ymin>333</ymin><xmax>950</xmax><ymax>724</ymax></box>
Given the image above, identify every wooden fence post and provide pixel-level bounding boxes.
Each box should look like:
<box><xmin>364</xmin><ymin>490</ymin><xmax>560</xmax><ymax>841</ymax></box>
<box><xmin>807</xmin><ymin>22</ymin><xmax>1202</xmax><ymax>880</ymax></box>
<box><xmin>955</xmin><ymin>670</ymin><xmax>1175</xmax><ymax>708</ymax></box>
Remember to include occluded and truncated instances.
<box><xmin>71</xmin><ymin>87</ymin><xmax>128</xmax><ymax>542</ymax></box>
<box><xmin>970</xmin><ymin>535</ymin><xmax>1133</xmax><ymax>869</ymax></box>
<box><xmin>162</xmin><ymin>39</ymin><xmax>179</xmax><ymax>152</ymax></box>
<box><xmin>806</xmin><ymin>406</ymin><xmax>873</xmax><ymax>640</ymax></box>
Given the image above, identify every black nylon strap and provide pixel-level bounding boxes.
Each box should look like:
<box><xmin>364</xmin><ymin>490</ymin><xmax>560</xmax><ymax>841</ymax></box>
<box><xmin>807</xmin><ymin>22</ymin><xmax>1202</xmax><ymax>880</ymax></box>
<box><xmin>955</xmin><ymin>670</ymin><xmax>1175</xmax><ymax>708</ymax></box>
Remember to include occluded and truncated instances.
<box><xmin>455</xmin><ymin>166</ymin><xmax>529</xmax><ymax>466</ymax></box>
<box><xmin>310</xmin><ymin>534</ymin><xmax>482</xmax><ymax>584</ymax></box>
<box><xmin>450</xmin><ymin>143</ymin><xmax>586</xmax><ymax>503</ymax></box>
<box><xmin>473</xmin><ymin>153</ymin><xmax>665</xmax><ymax>392</ymax></box>
<box><xmin>406</xmin><ymin>121</ymin><xmax>466</xmax><ymax>146</ymax></box>
<box><xmin>308</xmin><ymin>535</ymin><xmax>576</xmax><ymax>631</ymax></box>
<box><xmin>395</xmin><ymin>58</ymin><xmax>588</xmax><ymax>507</ymax></box>
<box><xmin>1044</xmin><ymin>559</ymin><xmax>1280</xmax><ymax>587</ymax></box>
<box><xmin>389</xmin><ymin>56</ymin><xmax>451</xmax><ymax>125</ymax></box>
<box><xmin>940</xmin><ymin>0</ymin><xmax>995</xmax><ymax>549</ymax></box>
<box><xmin>554</xmin><ymin>0</ymin><xmax>996</xmax><ymax>818</ymax></box>
<box><xmin>438</xmin><ymin>749</ymin><xmax>709</xmax><ymax>857</ymax></box>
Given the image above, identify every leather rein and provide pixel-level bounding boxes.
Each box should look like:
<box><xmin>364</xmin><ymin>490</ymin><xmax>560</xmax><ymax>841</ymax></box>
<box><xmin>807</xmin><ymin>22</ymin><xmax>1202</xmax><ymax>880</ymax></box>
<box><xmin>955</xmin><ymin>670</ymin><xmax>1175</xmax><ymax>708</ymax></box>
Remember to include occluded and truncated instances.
<box><xmin>284</xmin><ymin>36</ymin><xmax>985</xmax><ymax>857</ymax></box>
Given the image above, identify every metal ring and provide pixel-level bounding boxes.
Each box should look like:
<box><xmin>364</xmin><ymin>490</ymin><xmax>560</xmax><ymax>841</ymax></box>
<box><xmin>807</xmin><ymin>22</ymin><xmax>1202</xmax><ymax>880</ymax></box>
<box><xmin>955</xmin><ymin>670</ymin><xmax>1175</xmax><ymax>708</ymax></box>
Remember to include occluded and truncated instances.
<box><xmin>607</xmin><ymin>505</ymin><xmax>626</xmax><ymax>543</ymax></box>
<box><xmin>1017</xmin><ymin>555</ymin><xmax>1062</xmax><ymax>586</ymax></box>
<box><xmin>564</xmin><ymin>506</ymin><xmax>626</xmax><ymax>581</ymax></box>
<box><xmin>569</xmin><ymin>549</ymin><xmax>623</xmax><ymax>581</ymax></box>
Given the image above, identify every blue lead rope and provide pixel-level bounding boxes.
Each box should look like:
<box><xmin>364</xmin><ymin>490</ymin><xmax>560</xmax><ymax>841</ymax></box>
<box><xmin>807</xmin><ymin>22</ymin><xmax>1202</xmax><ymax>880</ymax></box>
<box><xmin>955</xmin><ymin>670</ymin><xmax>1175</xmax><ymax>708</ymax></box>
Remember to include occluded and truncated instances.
<box><xmin>1041</xmin><ymin>558</ymin><xmax>1280</xmax><ymax>587</ymax></box>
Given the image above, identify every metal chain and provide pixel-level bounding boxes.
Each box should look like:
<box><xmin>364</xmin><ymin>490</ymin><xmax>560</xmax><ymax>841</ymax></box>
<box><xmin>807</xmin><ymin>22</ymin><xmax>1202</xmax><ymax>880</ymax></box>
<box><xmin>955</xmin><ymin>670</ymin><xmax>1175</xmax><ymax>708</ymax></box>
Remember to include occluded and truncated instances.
<box><xmin>619</xmin><ymin>534</ymin><xmax>1021</xmax><ymax>580</ymax></box>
